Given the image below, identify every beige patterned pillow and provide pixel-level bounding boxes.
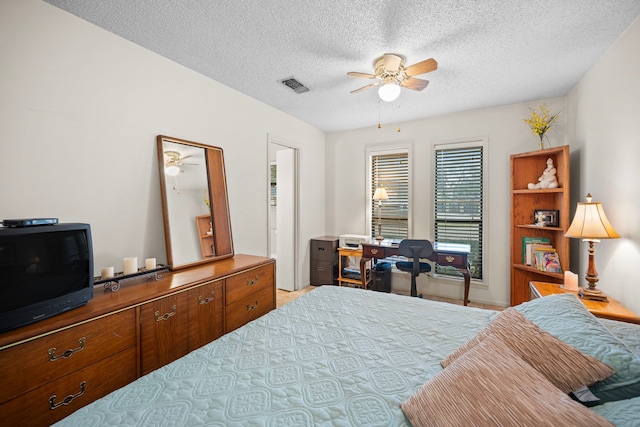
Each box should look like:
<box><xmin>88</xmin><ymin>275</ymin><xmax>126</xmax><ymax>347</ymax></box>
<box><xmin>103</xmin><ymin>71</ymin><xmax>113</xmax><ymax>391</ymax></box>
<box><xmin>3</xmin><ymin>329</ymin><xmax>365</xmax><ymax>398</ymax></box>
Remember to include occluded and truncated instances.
<box><xmin>401</xmin><ymin>337</ymin><xmax>614</xmax><ymax>427</ymax></box>
<box><xmin>441</xmin><ymin>307</ymin><xmax>614</xmax><ymax>393</ymax></box>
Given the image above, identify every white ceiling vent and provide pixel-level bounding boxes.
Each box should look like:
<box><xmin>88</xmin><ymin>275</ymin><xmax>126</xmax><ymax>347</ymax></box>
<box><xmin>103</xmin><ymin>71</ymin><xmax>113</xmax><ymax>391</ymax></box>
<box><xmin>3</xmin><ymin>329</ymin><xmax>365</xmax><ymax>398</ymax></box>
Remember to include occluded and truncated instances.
<box><xmin>280</xmin><ymin>77</ymin><xmax>309</xmax><ymax>94</ymax></box>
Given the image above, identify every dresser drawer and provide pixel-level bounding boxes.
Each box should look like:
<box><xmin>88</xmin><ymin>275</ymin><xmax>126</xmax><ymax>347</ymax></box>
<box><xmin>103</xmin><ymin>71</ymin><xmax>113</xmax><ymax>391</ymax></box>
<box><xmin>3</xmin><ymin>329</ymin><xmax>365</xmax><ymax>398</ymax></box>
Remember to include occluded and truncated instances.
<box><xmin>225</xmin><ymin>264</ymin><xmax>274</xmax><ymax>306</ymax></box>
<box><xmin>362</xmin><ymin>244</ymin><xmax>398</xmax><ymax>259</ymax></box>
<box><xmin>225</xmin><ymin>285</ymin><xmax>274</xmax><ymax>333</ymax></box>
<box><xmin>0</xmin><ymin>346</ymin><xmax>136</xmax><ymax>427</ymax></box>
<box><xmin>0</xmin><ymin>308</ymin><xmax>135</xmax><ymax>405</ymax></box>
<box><xmin>436</xmin><ymin>252</ymin><xmax>467</xmax><ymax>269</ymax></box>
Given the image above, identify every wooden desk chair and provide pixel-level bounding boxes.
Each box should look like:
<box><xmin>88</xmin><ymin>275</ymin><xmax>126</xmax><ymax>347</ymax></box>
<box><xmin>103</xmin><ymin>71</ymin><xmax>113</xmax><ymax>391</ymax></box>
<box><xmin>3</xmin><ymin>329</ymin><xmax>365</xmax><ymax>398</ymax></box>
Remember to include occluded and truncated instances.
<box><xmin>396</xmin><ymin>239</ymin><xmax>433</xmax><ymax>298</ymax></box>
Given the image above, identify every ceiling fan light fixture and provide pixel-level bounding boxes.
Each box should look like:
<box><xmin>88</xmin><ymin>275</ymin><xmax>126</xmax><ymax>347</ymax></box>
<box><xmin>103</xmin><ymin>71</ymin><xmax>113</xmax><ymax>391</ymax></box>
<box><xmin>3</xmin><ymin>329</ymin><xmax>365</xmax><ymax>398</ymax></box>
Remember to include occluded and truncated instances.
<box><xmin>165</xmin><ymin>164</ymin><xmax>180</xmax><ymax>176</ymax></box>
<box><xmin>378</xmin><ymin>83</ymin><xmax>401</xmax><ymax>102</ymax></box>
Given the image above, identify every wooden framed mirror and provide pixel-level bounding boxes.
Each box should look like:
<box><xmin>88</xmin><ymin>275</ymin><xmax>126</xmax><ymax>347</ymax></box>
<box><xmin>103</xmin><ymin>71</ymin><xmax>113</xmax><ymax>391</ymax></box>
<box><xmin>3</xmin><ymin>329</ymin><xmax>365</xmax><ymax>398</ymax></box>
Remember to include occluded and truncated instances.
<box><xmin>156</xmin><ymin>135</ymin><xmax>233</xmax><ymax>270</ymax></box>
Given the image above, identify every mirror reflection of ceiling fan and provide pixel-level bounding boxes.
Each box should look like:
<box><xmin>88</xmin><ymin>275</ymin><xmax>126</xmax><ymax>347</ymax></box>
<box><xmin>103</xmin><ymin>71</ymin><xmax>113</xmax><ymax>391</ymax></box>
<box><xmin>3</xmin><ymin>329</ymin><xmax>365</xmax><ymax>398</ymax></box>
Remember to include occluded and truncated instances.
<box><xmin>347</xmin><ymin>53</ymin><xmax>438</xmax><ymax>102</ymax></box>
<box><xmin>164</xmin><ymin>151</ymin><xmax>198</xmax><ymax>176</ymax></box>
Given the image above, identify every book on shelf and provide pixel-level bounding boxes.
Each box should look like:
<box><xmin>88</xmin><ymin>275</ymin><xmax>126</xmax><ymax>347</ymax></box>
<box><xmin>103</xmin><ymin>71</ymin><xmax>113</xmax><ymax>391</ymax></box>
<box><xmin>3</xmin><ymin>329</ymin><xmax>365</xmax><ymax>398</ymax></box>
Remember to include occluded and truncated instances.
<box><xmin>533</xmin><ymin>247</ymin><xmax>562</xmax><ymax>273</ymax></box>
<box><xmin>530</xmin><ymin>245</ymin><xmax>552</xmax><ymax>269</ymax></box>
<box><xmin>521</xmin><ymin>236</ymin><xmax>551</xmax><ymax>265</ymax></box>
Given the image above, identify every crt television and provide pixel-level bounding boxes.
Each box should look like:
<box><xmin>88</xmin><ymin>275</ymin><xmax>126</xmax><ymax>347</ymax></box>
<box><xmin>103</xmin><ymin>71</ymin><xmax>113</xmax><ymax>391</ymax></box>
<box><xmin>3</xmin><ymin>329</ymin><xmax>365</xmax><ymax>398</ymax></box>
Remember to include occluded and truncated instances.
<box><xmin>0</xmin><ymin>223</ymin><xmax>94</xmax><ymax>333</ymax></box>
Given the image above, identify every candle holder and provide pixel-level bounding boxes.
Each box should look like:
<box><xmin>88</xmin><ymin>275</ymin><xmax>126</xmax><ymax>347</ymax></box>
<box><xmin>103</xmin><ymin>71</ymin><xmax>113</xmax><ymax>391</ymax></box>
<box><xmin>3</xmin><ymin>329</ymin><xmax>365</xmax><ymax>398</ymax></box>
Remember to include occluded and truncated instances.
<box><xmin>95</xmin><ymin>265</ymin><xmax>167</xmax><ymax>293</ymax></box>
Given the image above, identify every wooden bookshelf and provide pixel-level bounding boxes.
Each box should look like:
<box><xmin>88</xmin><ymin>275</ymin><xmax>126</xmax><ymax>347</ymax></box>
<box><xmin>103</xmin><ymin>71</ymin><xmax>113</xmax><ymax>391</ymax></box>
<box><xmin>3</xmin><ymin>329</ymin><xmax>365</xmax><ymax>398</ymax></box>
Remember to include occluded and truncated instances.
<box><xmin>196</xmin><ymin>214</ymin><xmax>215</xmax><ymax>258</ymax></box>
<box><xmin>510</xmin><ymin>146</ymin><xmax>570</xmax><ymax>306</ymax></box>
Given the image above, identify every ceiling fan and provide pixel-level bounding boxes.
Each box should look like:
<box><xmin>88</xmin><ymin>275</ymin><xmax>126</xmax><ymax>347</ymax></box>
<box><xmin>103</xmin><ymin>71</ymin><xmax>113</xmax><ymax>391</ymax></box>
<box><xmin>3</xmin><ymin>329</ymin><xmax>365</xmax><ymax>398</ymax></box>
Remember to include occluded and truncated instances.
<box><xmin>347</xmin><ymin>53</ymin><xmax>437</xmax><ymax>101</ymax></box>
<box><xmin>164</xmin><ymin>151</ymin><xmax>198</xmax><ymax>176</ymax></box>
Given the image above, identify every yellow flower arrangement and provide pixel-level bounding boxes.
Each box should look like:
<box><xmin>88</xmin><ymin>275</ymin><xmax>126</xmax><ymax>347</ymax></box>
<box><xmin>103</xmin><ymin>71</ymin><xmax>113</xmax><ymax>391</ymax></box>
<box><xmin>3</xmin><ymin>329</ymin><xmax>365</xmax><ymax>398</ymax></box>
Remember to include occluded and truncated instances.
<box><xmin>523</xmin><ymin>104</ymin><xmax>559</xmax><ymax>149</ymax></box>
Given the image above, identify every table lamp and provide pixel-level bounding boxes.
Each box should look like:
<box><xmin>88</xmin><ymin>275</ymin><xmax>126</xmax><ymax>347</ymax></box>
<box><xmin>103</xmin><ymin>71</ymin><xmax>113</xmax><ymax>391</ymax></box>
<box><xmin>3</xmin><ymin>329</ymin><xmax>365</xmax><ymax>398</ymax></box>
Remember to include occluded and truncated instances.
<box><xmin>565</xmin><ymin>194</ymin><xmax>619</xmax><ymax>302</ymax></box>
<box><xmin>373</xmin><ymin>187</ymin><xmax>389</xmax><ymax>242</ymax></box>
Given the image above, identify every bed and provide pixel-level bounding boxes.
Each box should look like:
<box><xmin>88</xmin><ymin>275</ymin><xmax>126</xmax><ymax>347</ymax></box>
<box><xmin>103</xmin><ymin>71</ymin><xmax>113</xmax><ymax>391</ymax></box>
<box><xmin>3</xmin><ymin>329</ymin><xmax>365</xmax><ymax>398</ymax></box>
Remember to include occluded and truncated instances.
<box><xmin>54</xmin><ymin>286</ymin><xmax>640</xmax><ymax>426</ymax></box>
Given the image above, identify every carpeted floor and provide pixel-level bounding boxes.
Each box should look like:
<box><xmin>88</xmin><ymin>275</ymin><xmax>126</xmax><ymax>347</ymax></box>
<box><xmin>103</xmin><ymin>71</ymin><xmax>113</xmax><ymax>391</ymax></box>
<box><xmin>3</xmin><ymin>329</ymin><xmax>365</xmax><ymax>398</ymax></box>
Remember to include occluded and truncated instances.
<box><xmin>276</xmin><ymin>286</ymin><xmax>316</xmax><ymax>308</ymax></box>
<box><xmin>276</xmin><ymin>285</ymin><xmax>505</xmax><ymax>311</ymax></box>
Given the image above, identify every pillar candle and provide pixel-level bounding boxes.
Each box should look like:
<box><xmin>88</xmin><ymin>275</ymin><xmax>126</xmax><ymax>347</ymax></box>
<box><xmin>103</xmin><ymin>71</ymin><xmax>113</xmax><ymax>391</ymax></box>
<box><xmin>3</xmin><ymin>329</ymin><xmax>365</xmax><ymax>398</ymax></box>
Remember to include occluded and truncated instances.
<box><xmin>564</xmin><ymin>271</ymin><xmax>579</xmax><ymax>291</ymax></box>
<box><xmin>123</xmin><ymin>257</ymin><xmax>138</xmax><ymax>275</ymax></box>
<box><xmin>101</xmin><ymin>266</ymin><xmax>114</xmax><ymax>279</ymax></box>
<box><xmin>145</xmin><ymin>258</ymin><xmax>157</xmax><ymax>270</ymax></box>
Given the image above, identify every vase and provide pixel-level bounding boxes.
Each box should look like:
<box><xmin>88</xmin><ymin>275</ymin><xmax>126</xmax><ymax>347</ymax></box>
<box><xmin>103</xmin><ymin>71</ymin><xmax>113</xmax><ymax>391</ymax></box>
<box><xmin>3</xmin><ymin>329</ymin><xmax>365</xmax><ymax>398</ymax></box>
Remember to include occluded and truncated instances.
<box><xmin>538</xmin><ymin>134</ymin><xmax>545</xmax><ymax>150</ymax></box>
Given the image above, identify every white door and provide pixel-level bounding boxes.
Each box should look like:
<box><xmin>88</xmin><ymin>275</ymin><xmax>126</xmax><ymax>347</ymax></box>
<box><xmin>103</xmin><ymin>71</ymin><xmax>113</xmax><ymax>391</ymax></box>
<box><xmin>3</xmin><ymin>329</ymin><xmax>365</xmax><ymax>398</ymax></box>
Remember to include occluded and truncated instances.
<box><xmin>276</xmin><ymin>148</ymin><xmax>296</xmax><ymax>291</ymax></box>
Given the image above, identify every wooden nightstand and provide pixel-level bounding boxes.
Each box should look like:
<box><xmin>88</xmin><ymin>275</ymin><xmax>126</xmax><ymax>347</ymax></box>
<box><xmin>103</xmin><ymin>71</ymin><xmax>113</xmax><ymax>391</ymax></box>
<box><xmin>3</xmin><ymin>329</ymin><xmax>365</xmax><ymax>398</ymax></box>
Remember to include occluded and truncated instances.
<box><xmin>529</xmin><ymin>281</ymin><xmax>640</xmax><ymax>324</ymax></box>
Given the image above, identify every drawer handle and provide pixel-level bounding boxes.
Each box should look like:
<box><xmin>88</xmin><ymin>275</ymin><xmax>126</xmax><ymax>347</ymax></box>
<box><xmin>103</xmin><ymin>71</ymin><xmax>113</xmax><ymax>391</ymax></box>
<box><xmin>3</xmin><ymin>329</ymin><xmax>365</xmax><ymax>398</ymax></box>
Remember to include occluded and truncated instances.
<box><xmin>198</xmin><ymin>291</ymin><xmax>215</xmax><ymax>305</ymax></box>
<box><xmin>371</xmin><ymin>248</ymin><xmax>379</xmax><ymax>255</ymax></box>
<box><xmin>49</xmin><ymin>381</ymin><xmax>86</xmax><ymax>410</ymax></box>
<box><xmin>246</xmin><ymin>301</ymin><xmax>259</xmax><ymax>311</ymax></box>
<box><xmin>155</xmin><ymin>305</ymin><xmax>177</xmax><ymax>321</ymax></box>
<box><xmin>445</xmin><ymin>256</ymin><xmax>455</xmax><ymax>263</ymax></box>
<box><xmin>246</xmin><ymin>275</ymin><xmax>259</xmax><ymax>286</ymax></box>
<box><xmin>48</xmin><ymin>337</ymin><xmax>86</xmax><ymax>361</ymax></box>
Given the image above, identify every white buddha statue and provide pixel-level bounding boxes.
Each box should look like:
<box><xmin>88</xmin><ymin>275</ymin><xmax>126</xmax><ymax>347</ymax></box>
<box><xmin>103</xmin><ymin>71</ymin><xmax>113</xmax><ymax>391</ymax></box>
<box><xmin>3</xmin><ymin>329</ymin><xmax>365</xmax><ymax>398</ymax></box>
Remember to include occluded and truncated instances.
<box><xmin>528</xmin><ymin>158</ymin><xmax>558</xmax><ymax>189</ymax></box>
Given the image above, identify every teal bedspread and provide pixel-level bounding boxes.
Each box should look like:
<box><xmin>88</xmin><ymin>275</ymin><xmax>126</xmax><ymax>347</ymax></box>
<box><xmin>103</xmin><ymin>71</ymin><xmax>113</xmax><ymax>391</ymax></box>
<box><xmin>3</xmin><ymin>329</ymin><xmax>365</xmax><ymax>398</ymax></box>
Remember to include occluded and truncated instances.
<box><xmin>54</xmin><ymin>286</ymin><xmax>640</xmax><ymax>426</ymax></box>
<box><xmin>54</xmin><ymin>286</ymin><xmax>494</xmax><ymax>426</ymax></box>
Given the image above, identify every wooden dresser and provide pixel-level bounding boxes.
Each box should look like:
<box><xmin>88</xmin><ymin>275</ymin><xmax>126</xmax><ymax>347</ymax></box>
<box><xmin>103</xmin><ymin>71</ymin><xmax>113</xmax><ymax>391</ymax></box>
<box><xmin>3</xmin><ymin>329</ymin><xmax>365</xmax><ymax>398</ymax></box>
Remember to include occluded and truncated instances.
<box><xmin>0</xmin><ymin>254</ymin><xmax>275</xmax><ymax>426</ymax></box>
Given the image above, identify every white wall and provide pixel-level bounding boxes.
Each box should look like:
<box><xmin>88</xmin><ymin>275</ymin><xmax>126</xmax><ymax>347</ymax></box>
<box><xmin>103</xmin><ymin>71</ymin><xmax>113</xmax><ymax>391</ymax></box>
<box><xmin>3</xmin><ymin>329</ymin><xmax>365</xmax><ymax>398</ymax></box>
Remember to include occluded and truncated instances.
<box><xmin>2</xmin><ymin>1</ymin><xmax>638</xmax><ymax>311</ymax></box>
<box><xmin>566</xmin><ymin>16</ymin><xmax>640</xmax><ymax>314</ymax></box>
<box><xmin>326</xmin><ymin>98</ymin><xmax>567</xmax><ymax>307</ymax></box>
<box><xmin>0</xmin><ymin>0</ymin><xmax>326</xmax><ymax>285</ymax></box>
<box><xmin>326</xmin><ymin>16</ymin><xmax>640</xmax><ymax>311</ymax></box>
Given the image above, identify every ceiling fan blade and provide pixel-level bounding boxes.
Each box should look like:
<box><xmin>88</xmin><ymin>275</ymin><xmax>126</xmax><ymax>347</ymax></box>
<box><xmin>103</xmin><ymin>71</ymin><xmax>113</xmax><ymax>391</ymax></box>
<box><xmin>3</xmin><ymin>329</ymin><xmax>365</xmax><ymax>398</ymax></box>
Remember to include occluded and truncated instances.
<box><xmin>405</xmin><ymin>58</ymin><xmax>438</xmax><ymax>76</ymax></box>
<box><xmin>347</xmin><ymin>71</ymin><xmax>377</xmax><ymax>79</ymax></box>
<box><xmin>401</xmin><ymin>77</ymin><xmax>430</xmax><ymax>91</ymax></box>
<box><xmin>382</xmin><ymin>53</ymin><xmax>402</xmax><ymax>72</ymax></box>
<box><xmin>350</xmin><ymin>82</ymin><xmax>381</xmax><ymax>94</ymax></box>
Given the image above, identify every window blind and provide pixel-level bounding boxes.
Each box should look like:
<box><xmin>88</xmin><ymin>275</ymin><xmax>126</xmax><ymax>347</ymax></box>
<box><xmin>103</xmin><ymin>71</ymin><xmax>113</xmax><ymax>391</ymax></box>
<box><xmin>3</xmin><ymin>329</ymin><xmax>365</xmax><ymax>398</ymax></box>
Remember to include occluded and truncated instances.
<box><xmin>434</xmin><ymin>145</ymin><xmax>483</xmax><ymax>280</ymax></box>
<box><xmin>371</xmin><ymin>152</ymin><xmax>409</xmax><ymax>239</ymax></box>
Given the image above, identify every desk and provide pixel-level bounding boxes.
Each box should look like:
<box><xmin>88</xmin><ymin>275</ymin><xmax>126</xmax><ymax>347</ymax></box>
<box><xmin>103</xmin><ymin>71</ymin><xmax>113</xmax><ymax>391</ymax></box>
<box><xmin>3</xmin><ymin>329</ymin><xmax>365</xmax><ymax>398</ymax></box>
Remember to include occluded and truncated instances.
<box><xmin>361</xmin><ymin>241</ymin><xmax>472</xmax><ymax>305</ymax></box>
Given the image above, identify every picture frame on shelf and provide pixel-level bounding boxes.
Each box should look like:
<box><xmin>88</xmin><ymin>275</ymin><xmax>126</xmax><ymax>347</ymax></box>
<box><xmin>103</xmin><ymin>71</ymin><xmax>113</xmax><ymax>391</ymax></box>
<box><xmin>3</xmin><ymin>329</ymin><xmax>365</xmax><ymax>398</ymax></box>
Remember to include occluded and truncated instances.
<box><xmin>534</xmin><ymin>209</ymin><xmax>559</xmax><ymax>227</ymax></box>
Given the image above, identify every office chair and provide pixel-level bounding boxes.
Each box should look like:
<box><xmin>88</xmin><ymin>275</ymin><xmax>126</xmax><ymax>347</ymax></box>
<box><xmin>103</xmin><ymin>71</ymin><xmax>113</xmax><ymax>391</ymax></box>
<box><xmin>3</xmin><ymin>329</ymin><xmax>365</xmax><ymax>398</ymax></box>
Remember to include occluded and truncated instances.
<box><xmin>396</xmin><ymin>239</ymin><xmax>433</xmax><ymax>298</ymax></box>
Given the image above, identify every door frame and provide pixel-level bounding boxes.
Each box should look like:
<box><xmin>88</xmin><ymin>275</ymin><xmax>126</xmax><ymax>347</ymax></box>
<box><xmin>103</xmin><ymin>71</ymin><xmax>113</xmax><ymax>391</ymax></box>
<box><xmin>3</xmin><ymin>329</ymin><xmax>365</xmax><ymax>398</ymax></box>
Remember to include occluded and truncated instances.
<box><xmin>267</xmin><ymin>134</ymin><xmax>300</xmax><ymax>291</ymax></box>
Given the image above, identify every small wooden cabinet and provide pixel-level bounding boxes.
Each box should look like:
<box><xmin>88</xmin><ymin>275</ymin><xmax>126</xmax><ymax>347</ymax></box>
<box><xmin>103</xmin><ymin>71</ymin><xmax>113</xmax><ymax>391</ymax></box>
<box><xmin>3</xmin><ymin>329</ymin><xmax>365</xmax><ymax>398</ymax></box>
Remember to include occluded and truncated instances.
<box><xmin>196</xmin><ymin>214</ymin><xmax>215</xmax><ymax>258</ymax></box>
<box><xmin>510</xmin><ymin>146</ymin><xmax>570</xmax><ymax>306</ymax></box>
<box><xmin>338</xmin><ymin>247</ymin><xmax>371</xmax><ymax>288</ymax></box>
<box><xmin>140</xmin><ymin>292</ymin><xmax>189</xmax><ymax>375</ymax></box>
<box><xmin>140</xmin><ymin>279</ymin><xmax>227</xmax><ymax>375</ymax></box>
<box><xmin>0</xmin><ymin>254</ymin><xmax>275</xmax><ymax>426</ymax></box>
<box><xmin>188</xmin><ymin>280</ymin><xmax>223</xmax><ymax>351</ymax></box>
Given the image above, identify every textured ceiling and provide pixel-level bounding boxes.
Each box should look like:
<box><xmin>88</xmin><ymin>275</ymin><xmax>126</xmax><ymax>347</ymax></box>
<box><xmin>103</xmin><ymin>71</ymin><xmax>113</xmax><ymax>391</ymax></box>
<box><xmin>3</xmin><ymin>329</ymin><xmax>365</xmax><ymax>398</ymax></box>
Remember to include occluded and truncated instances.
<box><xmin>44</xmin><ymin>0</ymin><xmax>640</xmax><ymax>133</ymax></box>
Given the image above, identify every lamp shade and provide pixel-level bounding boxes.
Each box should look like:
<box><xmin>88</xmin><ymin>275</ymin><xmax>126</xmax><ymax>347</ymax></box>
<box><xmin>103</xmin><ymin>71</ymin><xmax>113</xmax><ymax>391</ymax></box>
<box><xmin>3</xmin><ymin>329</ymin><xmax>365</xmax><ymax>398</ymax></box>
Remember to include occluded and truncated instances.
<box><xmin>373</xmin><ymin>187</ymin><xmax>389</xmax><ymax>201</ymax></box>
<box><xmin>565</xmin><ymin>194</ymin><xmax>620</xmax><ymax>240</ymax></box>
<box><xmin>378</xmin><ymin>83</ymin><xmax>401</xmax><ymax>102</ymax></box>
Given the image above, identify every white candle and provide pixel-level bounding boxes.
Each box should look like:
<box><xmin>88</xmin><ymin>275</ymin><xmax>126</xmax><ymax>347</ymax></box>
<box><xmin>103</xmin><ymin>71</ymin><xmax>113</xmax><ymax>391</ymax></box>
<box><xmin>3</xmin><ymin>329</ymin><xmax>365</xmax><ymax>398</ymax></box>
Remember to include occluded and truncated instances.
<box><xmin>101</xmin><ymin>266</ymin><xmax>114</xmax><ymax>279</ymax></box>
<box><xmin>145</xmin><ymin>258</ymin><xmax>157</xmax><ymax>270</ymax></box>
<box><xmin>123</xmin><ymin>257</ymin><xmax>138</xmax><ymax>275</ymax></box>
<box><xmin>564</xmin><ymin>271</ymin><xmax>579</xmax><ymax>291</ymax></box>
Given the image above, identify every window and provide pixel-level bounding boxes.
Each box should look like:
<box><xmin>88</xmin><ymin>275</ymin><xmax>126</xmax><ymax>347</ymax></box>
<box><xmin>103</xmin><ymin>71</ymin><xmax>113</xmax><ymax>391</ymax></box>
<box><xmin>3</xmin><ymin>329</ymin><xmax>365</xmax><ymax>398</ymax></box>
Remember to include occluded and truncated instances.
<box><xmin>434</xmin><ymin>142</ymin><xmax>484</xmax><ymax>280</ymax></box>
<box><xmin>370</xmin><ymin>149</ymin><xmax>409</xmax><ymax>240</ymax></box>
